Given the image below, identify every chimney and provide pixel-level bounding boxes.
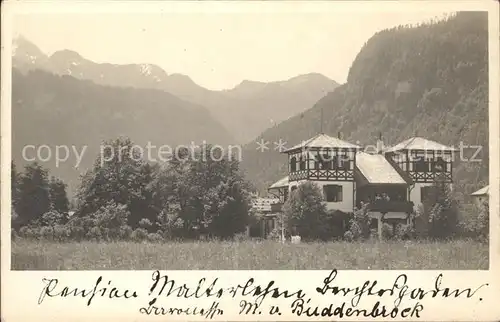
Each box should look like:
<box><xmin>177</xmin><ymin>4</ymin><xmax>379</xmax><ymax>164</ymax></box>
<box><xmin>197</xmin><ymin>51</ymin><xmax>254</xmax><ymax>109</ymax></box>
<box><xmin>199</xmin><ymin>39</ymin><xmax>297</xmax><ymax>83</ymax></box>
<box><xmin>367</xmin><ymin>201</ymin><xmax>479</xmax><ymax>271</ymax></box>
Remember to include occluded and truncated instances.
<box><xmin>337</xmin><ymin>131</ymin><xmax>341</xmax><ymax>139</ymax></box>
<box><xmin>376</xmin><ymin>132</ymin><xmax>384</xmax><ymax>154</ymax></box>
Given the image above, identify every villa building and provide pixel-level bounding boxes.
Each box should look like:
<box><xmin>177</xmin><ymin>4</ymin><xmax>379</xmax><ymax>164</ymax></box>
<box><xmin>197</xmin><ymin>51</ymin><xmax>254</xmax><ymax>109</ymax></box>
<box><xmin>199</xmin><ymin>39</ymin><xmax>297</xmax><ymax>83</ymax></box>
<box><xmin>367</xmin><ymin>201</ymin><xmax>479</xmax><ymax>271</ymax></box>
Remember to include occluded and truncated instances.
<box><xmin>267</xmin><ymin>133</ymin><xmax>457</xmax><ymax>238</ymax></box>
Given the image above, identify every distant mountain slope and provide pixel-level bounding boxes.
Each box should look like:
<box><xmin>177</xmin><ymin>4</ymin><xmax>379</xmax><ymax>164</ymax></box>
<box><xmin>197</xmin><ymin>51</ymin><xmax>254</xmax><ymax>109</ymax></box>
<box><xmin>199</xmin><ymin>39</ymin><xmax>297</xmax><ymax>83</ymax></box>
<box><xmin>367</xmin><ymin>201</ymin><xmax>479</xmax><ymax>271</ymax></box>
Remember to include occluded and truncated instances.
<box><xmin>11</xmin><ymin>68</ymin><xmax>233</xmax><ymax>196</ymax></box>
<box><xmin>12</xmin><ymin>37</ymin><xmax>339</xmax><ymax>143</ymax></box>
<box><xmin>240</xmin><ymin>12</ymin><xmax>489</xmax><ymax>201</ymax></box>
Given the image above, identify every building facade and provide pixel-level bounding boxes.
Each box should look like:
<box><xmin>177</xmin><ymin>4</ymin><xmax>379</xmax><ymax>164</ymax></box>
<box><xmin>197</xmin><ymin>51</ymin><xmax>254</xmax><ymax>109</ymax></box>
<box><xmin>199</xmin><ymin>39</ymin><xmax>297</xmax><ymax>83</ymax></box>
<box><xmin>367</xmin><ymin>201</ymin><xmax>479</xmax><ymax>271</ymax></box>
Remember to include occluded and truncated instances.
<box><xmin>268</xmin><ymin>133</ymin><xmax>457</xmax><ymax>237</ymax></box>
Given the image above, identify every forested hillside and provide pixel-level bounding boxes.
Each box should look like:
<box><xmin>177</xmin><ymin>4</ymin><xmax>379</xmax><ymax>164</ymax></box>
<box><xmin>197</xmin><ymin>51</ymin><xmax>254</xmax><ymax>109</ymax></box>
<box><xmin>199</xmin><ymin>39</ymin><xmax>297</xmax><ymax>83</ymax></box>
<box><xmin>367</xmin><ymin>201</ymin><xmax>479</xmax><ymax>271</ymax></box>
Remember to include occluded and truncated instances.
<box><xmin>241</xmin><ymin>12</ymin><xmax>489</xmax><ymax>203</ymax></box>
<box><xmin>11</xmin><ymin>69</ymin><xmax>233</xmax><ymax>196</ymax></box>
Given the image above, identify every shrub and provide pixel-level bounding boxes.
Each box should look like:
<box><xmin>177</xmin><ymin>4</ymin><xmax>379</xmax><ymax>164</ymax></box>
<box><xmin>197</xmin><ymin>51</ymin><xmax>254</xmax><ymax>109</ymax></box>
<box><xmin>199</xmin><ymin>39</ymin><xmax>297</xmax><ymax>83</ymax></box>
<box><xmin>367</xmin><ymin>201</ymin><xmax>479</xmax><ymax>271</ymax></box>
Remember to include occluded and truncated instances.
<box><xmin>147</xmin><ymin>233</ymin><xmax>163</xmax><ymax>243</ymax></box>
<box><xmin>40</xmin><ymin>226</ymin><xmax>55</xmax><ymax>240</ymax></box>
<box><xmin>86</xmin><ymin>226</ymin><xmax>103</xmax><ymax>241</ymax></box>
<box><xmin>425</xmin><ymin>180</ymin><xmax>459</xmax><ymax>239</ymax></box>
<box><xmin>459</xmin><ymin>199</ymin><xmax>489</xmax><ymax>242</ymax></box>
<box><xmin>232</xmin><ymin>231</ymin><xmax>250</xmax><ymax>242</ymax></box>
<box><xmin>139</xmin><ymin>218</ymin><xmax>153</xmax><ymax>231</ymax></box>
<box><xmin>156</xmin><ymin>212</ymin><xmax>185</xmax><ymax>240</ymax></box>
<box><xmin>19</xmin><ymin>226</ymin><xmax>35</xmax><ymax>239</ymax></box>
<box><xmin>41</xmin><ymin>210</ymin><xmax>66</xmax><ymax>227</ymax></box>
<box><xmin>68</xmin><ymin>225</ymin><xmax>85</xmax><ymax>241</ymax></box>
<box><xmin>475</xmin><ymin>199</ymin><xmax>489</xmax><ymax>242</ymax></box>
<box><xmin>53</xmin><ymin>224</ymin><xmax>71</xmax><ymax>242</ymax></box>
<box><xmin>381</xmin><ymin>223</ymin><xmax>393</xmax><ymax>240</ymax></box>
<box><xmin>119</xmin><ymin>225</ymin><xmax>133</xmax><ymax>240</ymax></box>
<box><xmin>395</xmin><ymin>223</ymin><xmax>415</xmax><ymax>240</ymax></box>
<box><xmin>413</xmin><ymin>205</ymin><xmax>429</xmax><ymax>238</ymax></box>
<box><xmin>345</xmin><ymin>205</ymin><xmax>371</xmax><ymax>241</ymax></box>
<box><xmin>87</xmin><ymin>202</ymin><xmax>131</xmax><ymax>241</ymax></box>
<box><xmin>131</xmin><ymin>228</ymin><xmax>148</xmax><ymax>242</ymax></box>
<box><xmin>267</xmin><ymin>228</ymin><xmax>283</xmax><ymax>241</ymax></box>
<box><xmin>283</xmin><ymin>182</ymin><xmax>330</xmax><ymax>241</ymax></box>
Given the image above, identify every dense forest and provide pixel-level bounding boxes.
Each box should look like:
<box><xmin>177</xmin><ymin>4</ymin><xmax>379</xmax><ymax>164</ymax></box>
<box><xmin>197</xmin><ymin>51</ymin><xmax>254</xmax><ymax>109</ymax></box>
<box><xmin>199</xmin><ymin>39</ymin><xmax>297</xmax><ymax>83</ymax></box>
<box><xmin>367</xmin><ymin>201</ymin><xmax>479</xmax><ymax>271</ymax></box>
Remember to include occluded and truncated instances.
<box><xmin>241</xmin><ymin>12</ymin><xmax>489</xmax><ymax>205</ymax></box>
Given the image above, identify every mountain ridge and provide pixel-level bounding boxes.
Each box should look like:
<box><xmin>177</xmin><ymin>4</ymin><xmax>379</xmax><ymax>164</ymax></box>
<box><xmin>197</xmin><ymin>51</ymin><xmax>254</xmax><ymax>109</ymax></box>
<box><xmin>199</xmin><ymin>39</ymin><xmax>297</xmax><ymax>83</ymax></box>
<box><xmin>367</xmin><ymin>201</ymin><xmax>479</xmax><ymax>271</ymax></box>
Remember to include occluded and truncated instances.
<box><xmin>239</xmin><ymin>12</ymin><xmax>489</xmax><ymax>202</ymax></box>
<box><xmin>11</xmin><ymin>68</ymin><xmax>234</xmax><ymax>197</ymax></box>
<box><xmin>12</xmin><ymin>36</ymin><xmax>339</xmax><ymax>143</ymax></box>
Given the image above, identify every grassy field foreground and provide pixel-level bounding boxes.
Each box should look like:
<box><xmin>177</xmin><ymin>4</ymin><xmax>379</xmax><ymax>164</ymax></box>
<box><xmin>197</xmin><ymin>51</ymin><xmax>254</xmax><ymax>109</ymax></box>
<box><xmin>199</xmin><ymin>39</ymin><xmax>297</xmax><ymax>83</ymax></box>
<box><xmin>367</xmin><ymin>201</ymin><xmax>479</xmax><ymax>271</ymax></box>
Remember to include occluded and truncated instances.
<box><xmin>11</xmin><ymin>239</ymin><xmax>488</xmax><ymax>270</ymax></box>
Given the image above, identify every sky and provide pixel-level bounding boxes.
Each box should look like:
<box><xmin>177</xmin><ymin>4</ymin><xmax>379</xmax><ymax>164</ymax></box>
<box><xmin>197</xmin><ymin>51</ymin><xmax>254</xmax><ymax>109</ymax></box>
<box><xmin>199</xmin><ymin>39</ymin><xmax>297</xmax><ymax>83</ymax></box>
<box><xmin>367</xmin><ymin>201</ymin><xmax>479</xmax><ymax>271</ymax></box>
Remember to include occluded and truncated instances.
<box><xmin>12</xmin><ymin>9</ymin><xmax>453</xmax><ymax>90</ymax></box>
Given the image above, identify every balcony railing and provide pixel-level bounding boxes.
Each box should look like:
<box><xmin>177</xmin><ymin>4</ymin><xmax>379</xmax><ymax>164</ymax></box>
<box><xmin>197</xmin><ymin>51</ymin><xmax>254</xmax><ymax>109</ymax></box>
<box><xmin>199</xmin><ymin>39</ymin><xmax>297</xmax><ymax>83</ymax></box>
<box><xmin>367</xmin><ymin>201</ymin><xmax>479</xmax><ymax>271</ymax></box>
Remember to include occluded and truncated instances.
<box><xmin>367</xmin><ymin>200</ymin><xmax>414</xmax><ymax>213</ymax></box>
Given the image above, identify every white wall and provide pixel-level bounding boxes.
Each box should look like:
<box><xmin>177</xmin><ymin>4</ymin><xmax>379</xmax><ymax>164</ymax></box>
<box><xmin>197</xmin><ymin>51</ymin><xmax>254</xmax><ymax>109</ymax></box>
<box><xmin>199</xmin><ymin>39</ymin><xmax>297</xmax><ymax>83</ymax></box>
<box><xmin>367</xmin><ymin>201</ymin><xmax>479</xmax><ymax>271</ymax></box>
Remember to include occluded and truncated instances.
<box><xmin>409</xmin><ymin>182</ymin><xmax>433</xmax><ymax>211</ymax></box>
<box><xmin>289</xmin><ymin>180</ymin><xmax>355</xmax><ymax>213</ymax></box>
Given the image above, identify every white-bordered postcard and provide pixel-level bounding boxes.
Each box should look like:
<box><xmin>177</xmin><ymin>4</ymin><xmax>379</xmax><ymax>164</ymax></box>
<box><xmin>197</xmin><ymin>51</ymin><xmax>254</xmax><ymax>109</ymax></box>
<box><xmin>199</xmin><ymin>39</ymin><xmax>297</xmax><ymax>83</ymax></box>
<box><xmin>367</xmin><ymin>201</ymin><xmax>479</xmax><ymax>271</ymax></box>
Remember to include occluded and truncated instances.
<box><xmin>1</xmin><ymin>0</ymin><xmax>499</xmax><ymax>321</ymax></box>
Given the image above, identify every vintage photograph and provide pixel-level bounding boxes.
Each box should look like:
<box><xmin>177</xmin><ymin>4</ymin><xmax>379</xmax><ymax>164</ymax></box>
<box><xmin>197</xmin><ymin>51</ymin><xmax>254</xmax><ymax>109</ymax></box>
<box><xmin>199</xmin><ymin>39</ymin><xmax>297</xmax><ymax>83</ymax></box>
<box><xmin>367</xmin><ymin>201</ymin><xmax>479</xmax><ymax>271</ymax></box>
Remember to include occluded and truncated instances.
<box><xmin>8</xmin><ymin>7</ymin><xmax>491</xmax><ymax>270</ymax></box>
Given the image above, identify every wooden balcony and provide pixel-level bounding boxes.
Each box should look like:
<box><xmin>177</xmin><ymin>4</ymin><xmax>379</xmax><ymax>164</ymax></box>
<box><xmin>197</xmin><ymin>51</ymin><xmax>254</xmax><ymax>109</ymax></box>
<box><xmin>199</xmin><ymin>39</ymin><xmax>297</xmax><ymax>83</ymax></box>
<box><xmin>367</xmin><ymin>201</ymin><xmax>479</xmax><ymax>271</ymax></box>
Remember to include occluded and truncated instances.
<box><xmin>367</xmin><ymin>200</ymin><xmax>414</xmax><ymax>213</ymax></box>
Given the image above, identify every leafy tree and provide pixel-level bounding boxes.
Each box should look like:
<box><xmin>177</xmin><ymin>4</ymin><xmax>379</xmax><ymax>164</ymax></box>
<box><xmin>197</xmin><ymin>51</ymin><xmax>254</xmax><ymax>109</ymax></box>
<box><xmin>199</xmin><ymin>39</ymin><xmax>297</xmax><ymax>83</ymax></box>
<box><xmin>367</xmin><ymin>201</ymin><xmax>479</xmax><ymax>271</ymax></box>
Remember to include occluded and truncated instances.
<box><xmin>151</xmin><ymin>145</ymin><xmax>251</xmax><ymax>239</ymax></box>
<box><xmin>283</xmin><ymin>182</ymin><xmax>330</xmax><ymax>241</ymax></box>
<box><xmin>344</xmin><ymin>204</ymin><xmax>371</xmax><ymax>241</ymax></box>
<box><xmin>49</xmin><ymin>176</ymin><xmax>70</xmax><ymax>214</ymax></box>
<box><xmin>16</xmin><ymin>162</ymin><xmax>51</xmax><ymax>226</ymax></box>
<box><xmin>190</xmin><ymin>145</ymin><xmax>251</xmax><ymax>239</ymax></box>
<box><xmin>476</xmin><ymin>198</ymin><xmax>489</xmax><ymax>241</ymax></box>
<box><xmin>40</xmin><ymin>210</ymin><xmax>66</xmax><ymax>227</ymax></box>
<box><xmin>150</xmin><ymin>148</ymin><xmax>198</xmax><ymax>238</ymax></box>
<box><xmin>420</xmin><ymin>176</ymin><xmax>459</xmax><ymax>239</ymax></box>
<box><xmin>76</xmin><ymin>137</ymin><xmax>155</xmax><ymax>229</ymax></box>
<box><xmin>461</xmin><ymin>197</ymin><xmax>489</xmax><ymax>241</ymax></box>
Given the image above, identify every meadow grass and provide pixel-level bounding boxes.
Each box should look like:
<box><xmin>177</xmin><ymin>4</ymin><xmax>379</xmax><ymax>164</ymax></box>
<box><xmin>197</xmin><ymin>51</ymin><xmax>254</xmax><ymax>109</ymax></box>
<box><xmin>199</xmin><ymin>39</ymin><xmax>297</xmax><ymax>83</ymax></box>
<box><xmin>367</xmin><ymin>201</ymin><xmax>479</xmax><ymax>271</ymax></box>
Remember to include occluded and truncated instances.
<box><xmin>11</xmin><ymin>238</ymin><xmax>488</xmax><ymax>270</ymax></box>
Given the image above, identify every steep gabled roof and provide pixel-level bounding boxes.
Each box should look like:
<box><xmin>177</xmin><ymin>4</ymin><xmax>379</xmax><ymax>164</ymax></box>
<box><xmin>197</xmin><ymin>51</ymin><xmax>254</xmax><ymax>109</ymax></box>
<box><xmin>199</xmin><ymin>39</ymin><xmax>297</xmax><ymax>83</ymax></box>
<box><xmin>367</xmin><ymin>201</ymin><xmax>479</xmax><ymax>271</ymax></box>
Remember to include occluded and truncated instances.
<box><xmin>283</xmin><ymin>133</ymin><xmax>361</xmax><ymax>153</ymax></box>
<box><xmin>268</xmin><ymin>176</ymin><xmax>289</xmax><ymax>190</ymax></box>
<box><xmin>355</xmin><ymin>152</ymin><xmax>408</xmax><ymax>185</ymax></box>
<box><xmin>471</xmin><ymin>185</ymin><xmax>489</xmax><ymax>196</ymax></box>
<box><xmin>384</xmin><ymin>137</ymin><xmax>458</xmax><ymax>153</ymax></box>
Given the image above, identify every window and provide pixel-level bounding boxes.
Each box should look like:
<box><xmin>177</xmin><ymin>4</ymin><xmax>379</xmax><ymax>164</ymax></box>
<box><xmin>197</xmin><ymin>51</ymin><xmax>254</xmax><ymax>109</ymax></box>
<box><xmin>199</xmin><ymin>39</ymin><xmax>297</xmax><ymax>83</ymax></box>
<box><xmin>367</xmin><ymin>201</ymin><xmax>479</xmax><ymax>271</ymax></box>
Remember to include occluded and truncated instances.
<box><xmin>323</xmin><ymin>185</ymin><xmax>343</xmax><ymax>202</ymax></box>
<box><xmin>421</xmin><ymin>186</ymin><xmax>437</xmax><ymax>204</ymax></box>
<box><xmin>299</xmin><ymin>156</ymin><xmax>306</xmax><ymax>170</ymax></box>
<box><xmin>290</xmin><ymin>157</ymin><xmax>297</xmax><ymax>172</ymax></box>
